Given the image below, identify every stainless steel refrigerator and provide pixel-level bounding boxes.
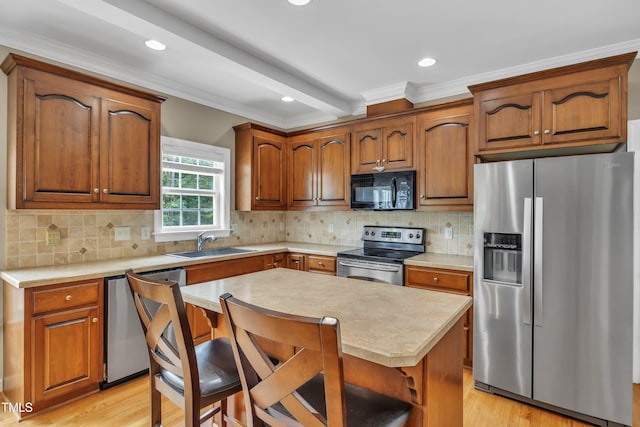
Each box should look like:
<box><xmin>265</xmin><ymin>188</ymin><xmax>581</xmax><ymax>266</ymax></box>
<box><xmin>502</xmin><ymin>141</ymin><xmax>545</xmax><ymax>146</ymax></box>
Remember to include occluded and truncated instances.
<box><xmin>473</xmin><ymin>152</ymin><xmax>634</xmax><ymax>426</ymax></box>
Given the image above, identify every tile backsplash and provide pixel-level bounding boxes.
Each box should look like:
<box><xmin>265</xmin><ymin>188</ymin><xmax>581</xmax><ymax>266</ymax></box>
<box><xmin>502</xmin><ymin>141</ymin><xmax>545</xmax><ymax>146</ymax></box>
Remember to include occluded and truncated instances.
<box><xmin>4</xmin><ymin>209</ymin><xmax>473</xmax><ymax>269</ymax></box>
<box><xmin>285</xmin><ymin>211</ymin><xmax>473</xmax><ymax>255</ymax></box>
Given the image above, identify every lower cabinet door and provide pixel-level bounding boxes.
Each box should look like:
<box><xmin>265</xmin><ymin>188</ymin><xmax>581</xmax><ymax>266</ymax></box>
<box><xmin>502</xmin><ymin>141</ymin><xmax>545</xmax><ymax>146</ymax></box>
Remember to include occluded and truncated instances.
<box><xmin>32</xmin><ymin>307</ymin><xmax>102</xmax><ymax>408</ymax></box>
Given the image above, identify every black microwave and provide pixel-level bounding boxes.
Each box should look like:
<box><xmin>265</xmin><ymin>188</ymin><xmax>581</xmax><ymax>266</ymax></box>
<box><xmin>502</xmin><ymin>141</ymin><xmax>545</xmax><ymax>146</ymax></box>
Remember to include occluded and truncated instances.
<box><xmin>350</xmin><ymin>170</ymin><xmax>416</xmax><ymax>210</ymax></box>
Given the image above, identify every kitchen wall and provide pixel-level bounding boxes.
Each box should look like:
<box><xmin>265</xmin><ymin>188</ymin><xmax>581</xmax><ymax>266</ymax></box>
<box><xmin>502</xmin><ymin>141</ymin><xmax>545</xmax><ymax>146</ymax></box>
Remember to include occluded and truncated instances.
<box><xmin>286</xmin><ymin>210</ymin><xmax>473</xmax><ymax>255</ymax></box>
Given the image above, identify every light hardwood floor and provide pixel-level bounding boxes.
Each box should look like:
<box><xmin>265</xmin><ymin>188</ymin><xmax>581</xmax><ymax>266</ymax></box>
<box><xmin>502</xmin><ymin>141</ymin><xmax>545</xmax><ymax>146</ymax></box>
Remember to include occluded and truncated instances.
<box><xmin>0</xmin><ymin>369</ymin><xmax>635</xmax><ymax>426</ymax></box>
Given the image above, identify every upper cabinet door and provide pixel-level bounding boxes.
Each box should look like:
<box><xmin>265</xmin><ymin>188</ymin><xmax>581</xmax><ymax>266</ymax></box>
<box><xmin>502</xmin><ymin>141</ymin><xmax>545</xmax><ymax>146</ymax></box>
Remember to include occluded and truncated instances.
<box><xmin>100</xmin><ymin>98</ymin><xmax>159</xmax><ymax>206</ymax></box>
<box><xmin>253</xmin><ymin>136</ymin><xmax>287</xmax><ymax>209</ymax></box>
<box><xmin>22</xmin><ymin>72</ymin><xmax>101</xmax><ymax>205</ymax></box>
<box><xmin>541</xmin><ymin>77</ymin><xmax>623</xmax><ymax>145</ymax></box>
<box><xmin>417</xmin><ymin>103</ymin><xmax>474</xmax><ymax>209</ymax></box>
<box><xmin>289</xmin><ymin>141</ymin><xmax>317</xmax><ymax>208</ymax></box>
<box><xmin>317</xmin><ymin>133</ymin><xmax>350</xmax><ymax>208</ymax></box>
<box><xmin>351</xmin><ymin>127</ymin><xmax>381</xmax><ymax>174</ymax></box>
<box><xmin>476</xmin><ymin>92</ymin><xmax>542</xmax><ymax>151</ymax></box>
<box><xmin>382</xmin><ymin>117</ymin><xmax>415</xmax><ymax>171</ymax></box>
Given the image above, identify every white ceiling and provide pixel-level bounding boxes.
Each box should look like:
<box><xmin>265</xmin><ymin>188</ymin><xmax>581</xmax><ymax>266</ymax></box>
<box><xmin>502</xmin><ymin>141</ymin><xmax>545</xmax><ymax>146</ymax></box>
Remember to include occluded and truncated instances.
<box><xmin>1</xmin><ymin>0</ymin><xmax>639</xmax><ymax>129</ymax></box>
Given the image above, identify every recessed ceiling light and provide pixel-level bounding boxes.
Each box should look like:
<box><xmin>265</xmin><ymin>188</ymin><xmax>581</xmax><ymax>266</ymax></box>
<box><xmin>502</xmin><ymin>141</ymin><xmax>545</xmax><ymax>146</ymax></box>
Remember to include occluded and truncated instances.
<box><xmin>145</xmin><ymin>39</ymin><xmax>166</xmax><ymax>51</ymax></box>
<box><xmin>288</xmin><ymin>0</ymin><xmax>312</xmax><ymax>5</ymax></box>
<box><xmin>418</xmin><ymin>57</ymin><xmax>437</xmax><ymax>68</ymax></box>
<box><xmin>281</xmin><ymin>96</ymin><xmax>295</xmax><ymax>102</ymax></box>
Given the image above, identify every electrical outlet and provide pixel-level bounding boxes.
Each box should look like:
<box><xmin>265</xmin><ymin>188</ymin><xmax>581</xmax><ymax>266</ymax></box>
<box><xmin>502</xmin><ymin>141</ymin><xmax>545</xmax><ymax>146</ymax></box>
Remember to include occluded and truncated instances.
<box><xmin>231</xmin><ymin>223</ymin><xmax>238</xmax><ymax>234</ymax></box>
<box><xmin>45</xmin><ymin>229</ymin><xmax>61</xmax><ymax>246</ymax></box>
<box><xmin>444</xmin><ymin>226</ymin><xmax>453</xmax><ymax>240</ymax></box>
<box><xmin>115</xmin><ymin>226</ymin><xmax>130</xmax><ymax>241</ymax></box>
<box><xmin>141</xmin><ymin>226</ymin><xmax>151</xmax><ymax>240</ymax></box>
<box><xmin>328</xmin><ymin>223</ymin><xmax>334</xmax><ymax>233</ymax></box>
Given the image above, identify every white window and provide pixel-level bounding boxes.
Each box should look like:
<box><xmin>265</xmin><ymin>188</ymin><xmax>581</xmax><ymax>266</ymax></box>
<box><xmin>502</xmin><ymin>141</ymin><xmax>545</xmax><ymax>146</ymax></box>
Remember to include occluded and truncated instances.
<box><xmin>154</xmin><ymin>136</ymin><xmax>231</xmax><ymax>242</ymax></box>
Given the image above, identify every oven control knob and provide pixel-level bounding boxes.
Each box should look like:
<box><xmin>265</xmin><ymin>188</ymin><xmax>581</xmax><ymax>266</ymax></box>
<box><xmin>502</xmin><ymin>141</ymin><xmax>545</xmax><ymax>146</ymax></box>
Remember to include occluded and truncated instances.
<box><xmin>364</xmin><ymin>231</ymin><xmax>370</xmax><ymax>236</ymax></box>
<box><xmin>371</xmin><ymin>231</ymin><xmax>375</xmax><ymax>236</ymax></box>
<box><xmin>416</xmin><ymin>233</ymin><xmax>421</xmax><ymax>239</ymax></box>
<box><xmin>409</xmin><ymin>233</ymin><xmax>414</xmax><ymax>238</ymax></box>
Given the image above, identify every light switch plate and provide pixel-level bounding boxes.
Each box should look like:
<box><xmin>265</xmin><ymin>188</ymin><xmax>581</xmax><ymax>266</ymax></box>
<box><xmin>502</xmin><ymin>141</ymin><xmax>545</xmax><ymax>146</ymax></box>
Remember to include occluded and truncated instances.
<box><xmin>444</xmin><ymin>226</ymin><xmax>453</xmax><ymax>240</ymax></box>
<box><xmin>141</xmin><ymin>226</ymin><xmax>151</xmax><ymax>240</ymax></box>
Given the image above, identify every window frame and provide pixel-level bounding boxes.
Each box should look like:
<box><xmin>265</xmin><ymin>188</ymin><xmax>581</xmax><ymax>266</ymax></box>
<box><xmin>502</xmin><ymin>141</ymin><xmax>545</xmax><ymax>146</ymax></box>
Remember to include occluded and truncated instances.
<box><xmin>154</xmin><ymin>136</ymin><xmax>231</xmax><ymax>243</ymax></box>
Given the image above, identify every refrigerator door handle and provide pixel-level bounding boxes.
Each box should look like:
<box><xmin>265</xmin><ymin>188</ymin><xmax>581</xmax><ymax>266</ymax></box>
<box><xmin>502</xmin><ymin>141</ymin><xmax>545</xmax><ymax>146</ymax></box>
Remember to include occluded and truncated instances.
<box><xmin>534</xmin><ymin>197</ymin><xmax>544</xmax><ymax>327</ymax></box>
<box><xmin>522</xmin><ymin>197</ymin><xmax>532</xmax><ymax>325</ymax></box>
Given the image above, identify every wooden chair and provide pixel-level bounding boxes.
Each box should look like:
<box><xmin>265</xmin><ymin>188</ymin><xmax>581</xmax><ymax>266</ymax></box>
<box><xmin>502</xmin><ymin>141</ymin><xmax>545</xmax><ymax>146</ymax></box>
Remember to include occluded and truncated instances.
<box><xmin>219</xmin><ymin>292</ymin><xmax>412</xmax><ymax>427</ymax></box>
<box><xmin>125</xmin><ymin>270</ymin><xmax>242</xmax><ymax>427</ymax></box>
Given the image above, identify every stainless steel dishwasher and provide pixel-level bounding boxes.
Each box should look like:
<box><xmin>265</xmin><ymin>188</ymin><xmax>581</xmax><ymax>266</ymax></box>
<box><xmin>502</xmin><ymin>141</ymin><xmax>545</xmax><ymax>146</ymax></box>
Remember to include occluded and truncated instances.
<box><xmin>102</xmin><ymin>267</ymin><xmax>186</xmax><ymax>388</ymax></box>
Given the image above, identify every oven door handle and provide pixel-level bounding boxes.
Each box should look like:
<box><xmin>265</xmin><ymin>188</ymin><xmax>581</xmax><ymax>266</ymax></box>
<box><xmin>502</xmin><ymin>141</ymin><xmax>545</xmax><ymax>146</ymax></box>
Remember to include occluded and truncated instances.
<box><xmin>338</xmin><ymin>260</ymin><xmax>401</xmax><ymax>272</ymax></box>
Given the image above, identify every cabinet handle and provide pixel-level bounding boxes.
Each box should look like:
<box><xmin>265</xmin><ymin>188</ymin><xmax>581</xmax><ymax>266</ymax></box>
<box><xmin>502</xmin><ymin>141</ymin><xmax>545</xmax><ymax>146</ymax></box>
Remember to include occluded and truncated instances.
<box><xmin>544</xmin><ymin>129</ymin><xmax>550</xmax><ymax>134</ymax></box>
<box><xmin>94</xmin><ymin>188</ymin><xmax>99</xmax><ymax>193</ymax></box>
<box><xmin>103</xmin><ymin>189</ymin><xmax>108</xmax><ymax>194</ymax></box>
<box><xmin>65</xmin><ymin>295</ymin><xmax>72</xmax><ymax>301</ymax></box>
<box><xmin>433</xmin><ymin>277</ymin><xmax>439</xmax><ymax>283</ymax></box>
<box><xmin>533</xmin><ymin>130</ymin><xmax>540</xmax><ymax>135</ymax></box>
<box><xmin>92</xmin><ymin>317</ymin><xmax>99</xmax><ymax>323</ymax></box>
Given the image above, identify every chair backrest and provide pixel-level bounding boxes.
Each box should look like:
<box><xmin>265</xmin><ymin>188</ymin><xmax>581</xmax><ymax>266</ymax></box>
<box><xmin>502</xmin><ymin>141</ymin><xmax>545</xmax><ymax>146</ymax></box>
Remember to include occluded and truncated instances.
<box><xmin>219</xmin><ymin>292</ymin><xmax>347</xmax><ymax>427</ymax></box>
<box><xmin>125</xmin><ymin>269</ymin><xmax>200</xmax><ymax>400</ymax></box>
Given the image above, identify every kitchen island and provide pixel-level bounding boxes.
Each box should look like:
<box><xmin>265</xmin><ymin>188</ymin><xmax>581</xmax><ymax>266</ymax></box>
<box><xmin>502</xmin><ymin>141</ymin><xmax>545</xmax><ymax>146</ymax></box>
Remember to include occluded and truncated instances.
<box><xmin>182</xmin><ymin>268</ymin><xmax>473</xmax><ymax>427</ymax></box>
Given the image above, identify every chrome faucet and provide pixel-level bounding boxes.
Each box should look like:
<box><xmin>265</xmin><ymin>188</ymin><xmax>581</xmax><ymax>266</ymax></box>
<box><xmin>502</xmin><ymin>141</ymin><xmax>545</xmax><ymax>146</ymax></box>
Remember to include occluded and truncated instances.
<box><xmin>197</xmin><ymin>231</ymin><xmax>217</xmax><ymax>251</ymax></box>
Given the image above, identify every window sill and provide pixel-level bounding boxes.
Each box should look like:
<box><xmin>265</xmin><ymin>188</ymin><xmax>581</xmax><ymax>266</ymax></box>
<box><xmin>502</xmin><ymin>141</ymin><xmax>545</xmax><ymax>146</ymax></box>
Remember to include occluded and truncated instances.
<box><xmin>153</xmin><ymin>229</ymin><xmax>232</xmax><ymax>243</ymax></box>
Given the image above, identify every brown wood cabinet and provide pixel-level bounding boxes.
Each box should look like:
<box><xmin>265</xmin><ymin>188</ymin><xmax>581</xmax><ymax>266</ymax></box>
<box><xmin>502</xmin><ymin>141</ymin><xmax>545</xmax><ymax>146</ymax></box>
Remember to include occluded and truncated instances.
<box><xmin>1</xmin><ymin>54</ymin><xmax>163</xmax><ymax>210</ymax></box>
<box><xmin>351</xmin><ymin>116</ymin><xmax>415</xmax><ymax>174</ymax></box>
<box><xmin>417</xmin><ymin>101</ymin><xmax>474</xmax><ymax>210</ymax></box>
<box><xmin>288</xmin><ymin>128</ymin><xmax>351</xmax><ymax>210</ymax></box>
<box><xmin>286</xmin><ymin>253</ymin><xmax>336</xmax><ymax>275</ymax></box>
<box><xmin>3</xmin><ymin>279</ymin><xmax>103</xmax><ymax>419</ymax></box>
<box><xmin>234</xmin><ymin>123</ymin><xmax>288</xmax><ymax>211</ymax></box>
<box><xmin>469</xmin><ymin>52</ymin><xmax>635</xmax><ymax>159</ymax></box>
<box><xmin>185</xmin><ymin>255</ymin><xmax>266</xmax><ymax>343</ymax></box>
<box><xmin>286</xmin><ymin>253</ymin><xmax>306</xmax><ymax>271</ymax></box>
<box><xmin>405</xmin><ymin>266</ymin><xmax>473</xmax><ymax>367</ymax></box>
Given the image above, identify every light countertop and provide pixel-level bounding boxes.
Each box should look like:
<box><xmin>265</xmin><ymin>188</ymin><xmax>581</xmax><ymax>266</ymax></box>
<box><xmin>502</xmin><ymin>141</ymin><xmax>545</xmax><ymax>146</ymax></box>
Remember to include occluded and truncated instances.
<box><xmin>404</xmin><ymin>253</ymin><xmax>473</xmax><ymax>271</ymax></box>
<box><xmin>0</xmin><ymin>242</ymin><xmax>358</xmax><ymax>289</ymax></box>
<box><xmin>1</xmin><ymin>241</ymin><xmax>474</xmax><ymax>289</ymax></box>
<box><xmin>182</xmin><ymin>268</ymin><xmax>473</xmax><ymax>368</ymax></box>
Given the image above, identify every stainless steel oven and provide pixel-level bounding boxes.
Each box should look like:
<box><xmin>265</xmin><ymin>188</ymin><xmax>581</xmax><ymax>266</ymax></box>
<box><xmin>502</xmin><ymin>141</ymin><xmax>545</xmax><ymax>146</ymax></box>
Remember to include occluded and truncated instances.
<box><xmin>337</xmin><ymin>226</ymin><xmax>425</xmax><ymax>286</ymax></box>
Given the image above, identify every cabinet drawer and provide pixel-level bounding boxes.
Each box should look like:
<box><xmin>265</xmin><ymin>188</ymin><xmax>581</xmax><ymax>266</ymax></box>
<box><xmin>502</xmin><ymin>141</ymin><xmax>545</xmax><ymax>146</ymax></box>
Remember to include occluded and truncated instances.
<box><xmin>307</xmin><ymin>255</ymin><xmax>336</xmax><ymax>274</ymax></box>
<box><xmin>405</xmin><ymin>267</ymin><xmax>470</xmax><ymax>294</ymax></box>
<box><xmin>32</xmin><ymin>281</ymin><xmax>100</xmax><ymax>315</ymax></box>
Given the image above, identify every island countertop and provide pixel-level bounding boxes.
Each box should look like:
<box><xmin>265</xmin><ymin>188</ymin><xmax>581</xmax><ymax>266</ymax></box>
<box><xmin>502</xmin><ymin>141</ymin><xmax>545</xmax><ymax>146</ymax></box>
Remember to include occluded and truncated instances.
<box><xmin>181</xmin><ymin>268</ymin><xmax>473</xmax><ymax>368</ymax></box>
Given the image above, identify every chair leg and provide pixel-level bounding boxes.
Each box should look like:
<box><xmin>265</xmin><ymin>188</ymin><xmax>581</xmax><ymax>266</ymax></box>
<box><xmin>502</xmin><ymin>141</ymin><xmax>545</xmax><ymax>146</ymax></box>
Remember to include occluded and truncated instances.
<box><xmin>185</xmin><ymin>400</ymin><xmax>199</xmax><ymax>427</ymax></box>
<box><xmin>219</xmin><ymin>399</ymin><xmax>227</xmax><ymax>427</ymax></box>
<box><xmin>150</xmin><ymin>381</ymin><xmax>162</xmax><ymax>427</ymax></box>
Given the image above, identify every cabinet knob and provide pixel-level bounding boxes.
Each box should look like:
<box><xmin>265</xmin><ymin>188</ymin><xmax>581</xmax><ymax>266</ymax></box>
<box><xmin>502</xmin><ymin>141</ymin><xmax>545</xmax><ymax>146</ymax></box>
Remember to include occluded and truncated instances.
<box><xmin>420</xmin><ymin>194</ymin><xmax>425</xmax><ymax>199</ymax></box>
<box><xmin>103</xmin><ymin>189</ymin><xmax>108</xmax><ymax>194</ymax></box>
<box><xmin>433</xmin><ymin>277</ymin><xmax>439</xmax><ymax>283</ymax></box>
<box><xmin>318</xmin><ymin>262</ymin><xmax>324</xmax><ymax>266</ymax></box>
<box><xmin>94</xmin><ymin>188</ymin><xmax>100</xmax><ymax>193</ymax></box>
<box><xmin>65</xmin><ymin>295</ymin><xmax>72</xmax><ymax>301</ymax></box>
<box><xmin>92</xmin><ymin>317</ymin><xmax>99</xmax><ymax>323</ymax></box>
<box><xmin>382</xmin><ymin>158</ymin><xmax>386</xmax><ymax>164</ymax></box>
<box><xmin>544</xmin><ymin>129</ymin><xmax>550</xmax><ymax>134</ymax></box>
<box><xmin>533</xmin><ymin>130</ymin><xmax>540</xmax><ymax>135</ymax></box>
<box><xmin>255</xmin><ymin>196</ymin><xmax>259</xmax><ymax>200</ymax></box>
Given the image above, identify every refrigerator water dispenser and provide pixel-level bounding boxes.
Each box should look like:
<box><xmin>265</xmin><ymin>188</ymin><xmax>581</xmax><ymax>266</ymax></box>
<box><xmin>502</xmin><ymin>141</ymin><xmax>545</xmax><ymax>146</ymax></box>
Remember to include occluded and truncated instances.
<box><xmin>483</xmin><ymin>232</ymin><xmax>522</xmax><ymax>284</ymax></box>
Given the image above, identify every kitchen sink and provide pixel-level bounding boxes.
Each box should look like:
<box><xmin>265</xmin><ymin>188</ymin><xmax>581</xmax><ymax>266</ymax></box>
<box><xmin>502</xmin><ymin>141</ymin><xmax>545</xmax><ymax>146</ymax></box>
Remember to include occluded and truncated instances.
<box><xmin>168</xmin><ymin>247</ymin><xmax>257</xmax><ymax>258</ymax></box>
